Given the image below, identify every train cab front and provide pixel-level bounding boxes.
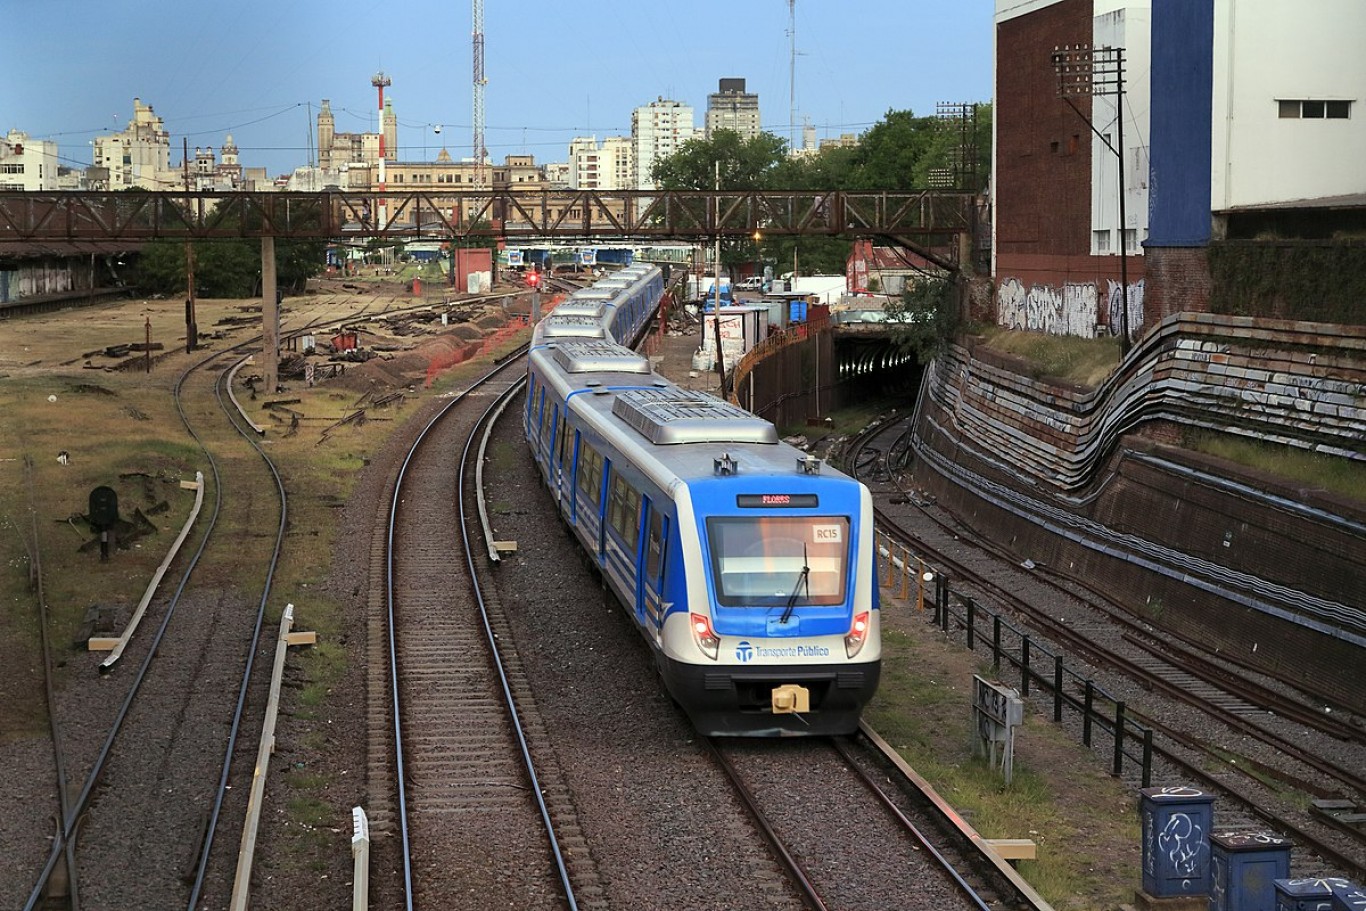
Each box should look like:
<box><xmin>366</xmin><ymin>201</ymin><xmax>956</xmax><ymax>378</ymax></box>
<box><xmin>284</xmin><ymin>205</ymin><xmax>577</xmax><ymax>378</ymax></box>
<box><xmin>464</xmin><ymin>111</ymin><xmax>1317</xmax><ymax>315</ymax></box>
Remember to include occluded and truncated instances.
<box><xmin>660</xmin><ymin>477</ymin><xmax>881</xmax><ymax>737</ymax></box>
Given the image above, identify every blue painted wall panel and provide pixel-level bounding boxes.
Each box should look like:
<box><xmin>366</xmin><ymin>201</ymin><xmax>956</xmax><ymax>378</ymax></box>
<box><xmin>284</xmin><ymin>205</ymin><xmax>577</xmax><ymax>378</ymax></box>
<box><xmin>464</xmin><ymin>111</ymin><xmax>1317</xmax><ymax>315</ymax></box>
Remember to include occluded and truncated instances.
<box><xmin>1148</xmin><ymin>0</ymin><xmax>1215</xmax><ymax>247</ymax></box>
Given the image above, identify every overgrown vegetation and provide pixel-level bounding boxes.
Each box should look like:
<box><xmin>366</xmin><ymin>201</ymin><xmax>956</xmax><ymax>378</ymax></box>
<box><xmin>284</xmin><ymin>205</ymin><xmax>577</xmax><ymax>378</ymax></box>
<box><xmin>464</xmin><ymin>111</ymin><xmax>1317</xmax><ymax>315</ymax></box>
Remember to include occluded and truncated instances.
<box><xmin>884</xmin><ymin>276</ymin><xmax>961</xmax><ymax>363</ymax></box>
<box><xmin>974</xmin><ymin>325</ymin><xmax>1121</xmax><ymax>387</ymax></box>
<box><xmin>133</xmin><ymin>237</ymin><xmax>328</xmax><ymax>297</ymax></box>
<box><xmin>1208</xmin><ymin>241</ymin><xmax>1366</xmax><ymax>323</ymax></box>
<box><xmin>1181</xmin><ymin>428</ymin><xmax>1365</xmax><ymax>503</ymax></box>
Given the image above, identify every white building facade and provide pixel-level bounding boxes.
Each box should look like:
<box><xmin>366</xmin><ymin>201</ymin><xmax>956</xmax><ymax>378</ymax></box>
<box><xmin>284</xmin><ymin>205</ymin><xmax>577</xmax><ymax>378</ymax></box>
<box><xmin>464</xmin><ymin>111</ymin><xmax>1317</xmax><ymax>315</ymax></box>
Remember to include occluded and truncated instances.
<box><xmin>1211</xmin><ymin>0</ymin><xmax>1365</xmax><ymax>209</ymax></box>
<box><xmin>1090</xmin><ymin>1</ymin><xmax>1151</xmax><ymax>258</ymax></box>
<box><xmin>0</xmin><ymin>130</ymin><xmax>61</xmax><ymax>191</ymax></box>
<box><xmin>568</xmin><ymin>136</ymin><xmax>635</xmax><ymax>190</ymax></box>
<box><xmin>91</xmin><ymin>98</ymin><xmax>172</xmax><ymax>189</ymax></box>
<box><xmin>631</xmin><ymin>98</ymin><xmax>695</xmax><ymax>190</ymax></box>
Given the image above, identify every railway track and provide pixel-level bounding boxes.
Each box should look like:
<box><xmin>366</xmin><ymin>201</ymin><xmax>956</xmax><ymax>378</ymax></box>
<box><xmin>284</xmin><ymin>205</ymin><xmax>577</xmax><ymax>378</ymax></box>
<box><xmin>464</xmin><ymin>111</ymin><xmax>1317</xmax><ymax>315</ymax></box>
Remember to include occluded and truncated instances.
<box><xmin>20</xmin><ymin>339</ymin><xmax>288</xmax><ymax>910</ymax></box>
<box><xmin>842</xmin><ymin>412</ymin><xmax>1366</xmax><ymax>881</ymax></box>
<box><xmin>706</xmin><ymin>731</ymin><xmax>1049</xmax><ymax>911</ymax></box>
<box><xmin>367</xmin><ymin>349</ymin><xmax>609</xmax><ymax>909</ymax></box>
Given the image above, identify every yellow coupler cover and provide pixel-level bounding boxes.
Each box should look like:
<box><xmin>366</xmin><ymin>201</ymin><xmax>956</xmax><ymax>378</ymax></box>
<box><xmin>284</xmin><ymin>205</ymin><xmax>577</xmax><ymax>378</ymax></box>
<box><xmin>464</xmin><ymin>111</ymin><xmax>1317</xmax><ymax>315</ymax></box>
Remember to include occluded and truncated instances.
<box><xmin>771</xmin><ymin>684</ymin><xmax>811</xmax><ymax>714</ymax></box>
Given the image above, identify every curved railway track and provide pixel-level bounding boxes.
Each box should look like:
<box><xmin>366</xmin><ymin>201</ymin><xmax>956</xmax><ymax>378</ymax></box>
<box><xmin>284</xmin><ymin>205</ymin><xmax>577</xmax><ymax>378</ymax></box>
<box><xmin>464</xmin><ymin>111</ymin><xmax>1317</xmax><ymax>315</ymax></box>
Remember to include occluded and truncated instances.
<box><xmin>843</xmin><ymin>412</ymin><xmax>1366</xmax><ymax>881</ymax></box>
<box><xmin>22</xmin><ymin>339</ymin><xmax>287</xmax><ymax>911</ymax></box>
<box><xmin>367</xmin><ymin>349</ymin><xmax>608</xmax><ymax>910</ymax></box>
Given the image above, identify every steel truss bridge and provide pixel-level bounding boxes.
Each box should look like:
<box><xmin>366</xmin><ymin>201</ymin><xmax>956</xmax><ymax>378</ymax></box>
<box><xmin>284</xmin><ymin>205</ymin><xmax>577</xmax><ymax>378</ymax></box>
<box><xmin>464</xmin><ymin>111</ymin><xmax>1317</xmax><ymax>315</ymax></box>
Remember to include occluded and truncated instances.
<box><xmin>0</xmin><ymin>189</ymin><xmax>975</xmax><ymax>269</ymax></box>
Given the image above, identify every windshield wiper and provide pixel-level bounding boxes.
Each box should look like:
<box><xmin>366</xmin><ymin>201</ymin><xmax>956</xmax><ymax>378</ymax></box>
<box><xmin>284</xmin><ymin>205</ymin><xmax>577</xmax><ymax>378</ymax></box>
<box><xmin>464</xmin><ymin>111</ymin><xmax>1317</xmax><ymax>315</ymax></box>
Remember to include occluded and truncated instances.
<box><xmin>779</xmin><ymin>544</ymin><xmax>810</xmax><ymax>625</ymax></box>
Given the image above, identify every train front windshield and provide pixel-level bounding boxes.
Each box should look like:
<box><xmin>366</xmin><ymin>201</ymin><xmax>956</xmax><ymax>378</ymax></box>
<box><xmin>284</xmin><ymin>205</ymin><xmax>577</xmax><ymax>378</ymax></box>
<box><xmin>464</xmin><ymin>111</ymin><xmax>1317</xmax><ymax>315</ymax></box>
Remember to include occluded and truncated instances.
<box><xmin>706</xmin><ymin>516</ymin><xmax>850</xmax><ymax>607</ymax></box>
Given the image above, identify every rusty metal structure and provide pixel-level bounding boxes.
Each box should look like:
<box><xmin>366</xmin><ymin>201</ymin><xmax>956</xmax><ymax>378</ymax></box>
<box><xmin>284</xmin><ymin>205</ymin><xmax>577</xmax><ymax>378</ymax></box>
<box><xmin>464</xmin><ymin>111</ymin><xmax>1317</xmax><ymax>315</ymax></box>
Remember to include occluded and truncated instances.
<box><xmin>0</xmin><ymin>189</ymin><xmax>975</xmax><ymax>268</ymax></box>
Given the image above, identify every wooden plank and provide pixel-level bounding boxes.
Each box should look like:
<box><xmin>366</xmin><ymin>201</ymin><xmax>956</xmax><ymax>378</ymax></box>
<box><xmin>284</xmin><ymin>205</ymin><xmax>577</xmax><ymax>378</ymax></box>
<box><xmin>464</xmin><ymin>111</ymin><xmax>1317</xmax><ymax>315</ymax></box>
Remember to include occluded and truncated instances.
<box><xmin>985</xmin><ymin>838</ymin><xmax>1038</xmax><ymax>861</ymax></box>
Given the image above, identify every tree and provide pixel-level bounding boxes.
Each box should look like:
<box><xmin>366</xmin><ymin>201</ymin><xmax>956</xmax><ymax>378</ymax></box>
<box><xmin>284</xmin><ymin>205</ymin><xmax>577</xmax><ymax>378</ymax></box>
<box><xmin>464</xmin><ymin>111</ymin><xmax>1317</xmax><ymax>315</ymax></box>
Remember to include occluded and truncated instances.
<box><xmin>883</xmin><ymin>276</ymin><xmax>960</xmax><ymax>363</ymax></box>
<box><xmin>650</xmin><ymin>129</ymin><xmax>789</xmax><ymax>191</ymax></box>
<box><xmin>130</xmin><ymin>237</ymin><xmax>326</xmax><ymax>297</ymax></box>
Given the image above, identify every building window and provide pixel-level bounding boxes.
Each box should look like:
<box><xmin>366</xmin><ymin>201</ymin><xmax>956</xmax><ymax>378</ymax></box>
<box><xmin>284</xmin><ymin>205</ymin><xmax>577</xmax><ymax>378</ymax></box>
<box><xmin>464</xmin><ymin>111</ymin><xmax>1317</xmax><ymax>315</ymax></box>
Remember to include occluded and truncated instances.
<box><xmin>1279</xmin><ymin>99</ymin><xmax>1352</xmax><ymax>119</ymax></box>
<box><xmin>1093</xmin><ymin>229</ymin><xmax>1111</xmax><ymax>254</ymax></box>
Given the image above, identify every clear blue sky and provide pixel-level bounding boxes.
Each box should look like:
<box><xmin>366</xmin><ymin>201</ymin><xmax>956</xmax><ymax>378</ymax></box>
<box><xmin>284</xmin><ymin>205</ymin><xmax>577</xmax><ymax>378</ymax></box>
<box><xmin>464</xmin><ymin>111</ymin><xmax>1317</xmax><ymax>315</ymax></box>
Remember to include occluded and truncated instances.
<box><xmin>8</xmin><ymin>0</ymin><xmax>993</xmax><ymax>178</ymax></box>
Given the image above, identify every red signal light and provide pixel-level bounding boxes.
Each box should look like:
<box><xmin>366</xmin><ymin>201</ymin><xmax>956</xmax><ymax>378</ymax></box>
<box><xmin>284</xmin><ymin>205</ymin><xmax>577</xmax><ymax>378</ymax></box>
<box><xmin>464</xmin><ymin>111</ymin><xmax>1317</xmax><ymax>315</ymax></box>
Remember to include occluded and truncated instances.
<box><xmin>526</xmin><ymin>270</ymin><xmax>541</xmax><ymax>288</ymax></box>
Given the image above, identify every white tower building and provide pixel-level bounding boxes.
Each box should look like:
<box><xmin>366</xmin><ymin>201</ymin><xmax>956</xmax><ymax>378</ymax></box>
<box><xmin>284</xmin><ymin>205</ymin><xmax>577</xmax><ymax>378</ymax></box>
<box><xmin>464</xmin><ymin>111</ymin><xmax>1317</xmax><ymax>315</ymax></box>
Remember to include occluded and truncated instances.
<box><xmin>631</xmin><ymin>98</ymin><xmax>695</xmax><ymax>190</ymax></box>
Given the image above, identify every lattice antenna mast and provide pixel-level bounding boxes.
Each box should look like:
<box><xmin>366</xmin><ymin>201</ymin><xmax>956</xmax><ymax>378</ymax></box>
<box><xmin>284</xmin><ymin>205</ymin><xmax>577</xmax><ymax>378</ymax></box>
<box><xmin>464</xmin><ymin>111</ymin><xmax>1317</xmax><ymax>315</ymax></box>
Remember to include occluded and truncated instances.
<box><xmin>473</xmin><ymin>0</ymin><xmax>487</xmax><ymax>192</ymax></box>
<box><xmin>787</xmin><ymin>0</ymin><xmax>797</xmax><ymax>151</ymax></box>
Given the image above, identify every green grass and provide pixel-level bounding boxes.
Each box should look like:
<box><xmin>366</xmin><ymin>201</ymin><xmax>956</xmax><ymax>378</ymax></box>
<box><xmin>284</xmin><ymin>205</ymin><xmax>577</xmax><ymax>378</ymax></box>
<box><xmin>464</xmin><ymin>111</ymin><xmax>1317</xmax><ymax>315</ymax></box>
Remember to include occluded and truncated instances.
<box><xmin>975</xmin><ymin>325</ymin><xmax>1121</xmax><ymax>388</ymax></box>
<box><xmin>865</xmin><ymin>626</ymin><xmax>1139</xmax><ymax>910</ymax></box>
<box><xmin>1182</xmin><ymin>429</ymin><xmax>1365</xmax><ymax>503</ymax></box>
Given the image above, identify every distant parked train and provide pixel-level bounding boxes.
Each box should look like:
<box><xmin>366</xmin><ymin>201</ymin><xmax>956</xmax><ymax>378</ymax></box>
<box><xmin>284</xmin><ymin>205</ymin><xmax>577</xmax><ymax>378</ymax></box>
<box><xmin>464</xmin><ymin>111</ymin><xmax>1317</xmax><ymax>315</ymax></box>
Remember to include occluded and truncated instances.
<box><xmin>524</xmin><ymin>267</ymin><xmax>880</xmax><ymax>736</ymax></box>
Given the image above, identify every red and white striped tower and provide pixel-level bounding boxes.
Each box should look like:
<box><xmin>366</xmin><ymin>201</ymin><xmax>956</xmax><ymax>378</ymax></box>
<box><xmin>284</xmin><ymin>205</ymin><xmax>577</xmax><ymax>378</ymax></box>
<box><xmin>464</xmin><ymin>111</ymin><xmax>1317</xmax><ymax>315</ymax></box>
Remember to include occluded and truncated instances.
<box><xmin>372</xmin><ymin>71</ymin><xmax>391</xmax><ymax>230</ymax></box>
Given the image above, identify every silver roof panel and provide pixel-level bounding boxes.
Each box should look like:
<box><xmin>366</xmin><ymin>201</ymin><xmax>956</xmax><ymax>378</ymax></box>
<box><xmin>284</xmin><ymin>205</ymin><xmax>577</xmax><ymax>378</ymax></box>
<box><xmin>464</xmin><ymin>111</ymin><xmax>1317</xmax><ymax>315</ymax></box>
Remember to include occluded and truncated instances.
<box><xmin>611</xmin><ymin>388</ymin><xmax>779</xmax><ymax>445</ymax></box>
<box><xmin>550</xmin><ymin>340</ymin><xmax>652</xmax><ymax>374</ymax></box>
<box><xmin>538</xmin><ymin>314</ymin><xmax>608</xmax><ymax>338</ymax></box>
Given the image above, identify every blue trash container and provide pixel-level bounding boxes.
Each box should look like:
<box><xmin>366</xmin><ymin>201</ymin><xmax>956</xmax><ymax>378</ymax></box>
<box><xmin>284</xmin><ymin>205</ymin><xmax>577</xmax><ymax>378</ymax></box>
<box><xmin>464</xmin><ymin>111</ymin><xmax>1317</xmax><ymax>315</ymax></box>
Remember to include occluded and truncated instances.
<box><xmin>1275</xmin><ymin>877</ymin><xmax>1353</xmax><ymax>911</ymax></box>
<box><xmin>1329</xmin><ymin>880</ymin><xmax>1366</xmax><ymax>911</ymax></box>
<box><xmin>1139</xmin><ymin>786</ymin><xmax>1216</xmax><ymax>898</ymax></box>
<box><xmin>1210</xmin><ymin>832</ymin><xmax>1292</xmax><ymax>911</ymax></box>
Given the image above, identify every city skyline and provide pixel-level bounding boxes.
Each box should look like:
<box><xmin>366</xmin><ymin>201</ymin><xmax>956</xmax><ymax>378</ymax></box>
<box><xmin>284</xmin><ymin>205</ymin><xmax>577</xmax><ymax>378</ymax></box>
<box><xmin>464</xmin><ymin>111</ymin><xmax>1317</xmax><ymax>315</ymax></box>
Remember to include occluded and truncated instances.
<box><xmin>7</xmin><ymin>0</ymin><xmax>993</xmax><ymax>177</ymax></box>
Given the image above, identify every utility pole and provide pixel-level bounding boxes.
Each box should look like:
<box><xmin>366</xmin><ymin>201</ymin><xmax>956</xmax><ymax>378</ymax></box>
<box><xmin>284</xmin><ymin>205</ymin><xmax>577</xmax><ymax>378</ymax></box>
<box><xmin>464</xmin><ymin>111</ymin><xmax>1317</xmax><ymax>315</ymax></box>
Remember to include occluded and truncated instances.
<box><xmin>182</xmin><ymin>139</ymin><xmax>197</xmax><ymax>352</ymax></box>
<box><xmin>1052</xmin><ymin>44</ymin><xmax>1132</xmax><ymax>355</ymax></box>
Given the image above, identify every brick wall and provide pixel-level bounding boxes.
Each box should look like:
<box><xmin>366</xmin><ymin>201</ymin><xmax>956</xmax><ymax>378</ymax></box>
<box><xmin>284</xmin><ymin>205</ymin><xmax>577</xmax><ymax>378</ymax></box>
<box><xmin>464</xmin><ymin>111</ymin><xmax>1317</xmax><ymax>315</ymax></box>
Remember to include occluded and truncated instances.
<box><xmin>1145</xmin><ymin>246</ymin><xmax>1212</xmax><ymax>318</ymax></box>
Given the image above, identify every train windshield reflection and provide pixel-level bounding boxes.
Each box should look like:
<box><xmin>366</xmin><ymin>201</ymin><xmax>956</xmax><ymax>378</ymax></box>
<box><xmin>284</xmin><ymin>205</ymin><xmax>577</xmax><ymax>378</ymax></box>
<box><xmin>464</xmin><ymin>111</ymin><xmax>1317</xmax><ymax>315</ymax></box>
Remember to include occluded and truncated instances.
<box><xmin>706</xmin><ymin>515</ymin><xmax>849</xmax><ymax>606</ymax></box>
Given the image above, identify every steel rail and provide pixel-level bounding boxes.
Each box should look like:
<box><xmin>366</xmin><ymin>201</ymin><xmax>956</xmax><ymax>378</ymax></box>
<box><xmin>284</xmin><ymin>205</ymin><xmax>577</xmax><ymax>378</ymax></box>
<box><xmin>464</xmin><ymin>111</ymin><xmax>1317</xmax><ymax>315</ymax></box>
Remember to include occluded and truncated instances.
<box><xmin>701</xmin><ymin>738</ymin><xmax>829</xmax><ymax>911</ymax></box>
<box><xmin>383</xmin><ymin>348</ymin><xmax>556</xmax><ymax>910</ymax></box>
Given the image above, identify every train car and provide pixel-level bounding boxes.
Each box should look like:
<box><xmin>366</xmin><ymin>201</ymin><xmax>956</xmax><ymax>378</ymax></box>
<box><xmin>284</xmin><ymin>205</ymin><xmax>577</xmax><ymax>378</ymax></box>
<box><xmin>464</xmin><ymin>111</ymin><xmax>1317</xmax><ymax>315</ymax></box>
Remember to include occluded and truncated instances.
<box><xmin>523</xmin><ymin>337</ymin><xmax>880</xmax><ymax>736</ymax></box>
<box><xmin>536</xmin><ymin>265</ymin><xmax>664</xmax><ymax>349</ymax></box>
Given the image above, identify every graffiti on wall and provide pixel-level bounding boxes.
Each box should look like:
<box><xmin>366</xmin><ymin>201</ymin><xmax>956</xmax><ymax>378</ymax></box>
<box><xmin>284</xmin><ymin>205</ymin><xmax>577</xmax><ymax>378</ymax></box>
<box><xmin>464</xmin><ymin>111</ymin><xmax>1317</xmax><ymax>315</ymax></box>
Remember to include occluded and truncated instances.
<box><xmin>1106</xmin><ymin>279</ymin><xmax>1146</xmax><ymax>344</ymax></box>
<box><xmin>997</xmin><ymin>276</ymin><xmax>1146</xmax><ymax>339</ymax></box>
<box><xmin>997</xmin><ymin>277</ymin><xmax>1097</xmax><ymax>336</ymax></box>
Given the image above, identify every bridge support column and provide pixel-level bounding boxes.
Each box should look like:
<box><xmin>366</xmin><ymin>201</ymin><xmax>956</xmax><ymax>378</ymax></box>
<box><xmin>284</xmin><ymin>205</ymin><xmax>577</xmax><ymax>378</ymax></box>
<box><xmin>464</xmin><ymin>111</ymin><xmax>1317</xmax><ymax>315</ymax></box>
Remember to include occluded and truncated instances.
<box><xmin>261</xmin><ymin>236</ymin><xmax>278</xmax><ymax>395</ymax></box>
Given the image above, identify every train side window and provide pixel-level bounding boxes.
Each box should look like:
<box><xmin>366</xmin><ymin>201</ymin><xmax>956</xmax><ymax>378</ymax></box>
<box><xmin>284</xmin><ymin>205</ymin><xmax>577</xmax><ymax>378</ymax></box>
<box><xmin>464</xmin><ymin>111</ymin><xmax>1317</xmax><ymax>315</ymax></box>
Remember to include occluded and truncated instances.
<box><xmin>556</xmin><ymin>415</ymin><xmax>570</xmax><ymax>471</ymax></box>
<box><xmin>577</xmin><ymin>445</ymin><xmax>603</xmax><ymax>506</ymax></box>
<box><xmin>607</xmin><ymin>475</ymin><xmax>641</xmax><ymax>546</ymax></box>
<box><xmin>540</xmin><ymin>400</ymin><xmax>556</xmax><ymax>449</ymax></box>
<box><xmin>644</xmin><ymin>506</ymin><xmax>666</xmax><ymax>584</ymax></box>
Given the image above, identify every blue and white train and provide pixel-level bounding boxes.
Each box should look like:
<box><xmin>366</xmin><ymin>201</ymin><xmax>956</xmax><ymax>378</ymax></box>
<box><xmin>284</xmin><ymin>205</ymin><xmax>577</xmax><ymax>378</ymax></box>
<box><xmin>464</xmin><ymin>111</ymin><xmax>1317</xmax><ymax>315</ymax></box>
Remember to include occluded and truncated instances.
<box><xmin>523</xmin><ymin>267</ymin><xmax>880</xmax><ymax>736</ymax></box>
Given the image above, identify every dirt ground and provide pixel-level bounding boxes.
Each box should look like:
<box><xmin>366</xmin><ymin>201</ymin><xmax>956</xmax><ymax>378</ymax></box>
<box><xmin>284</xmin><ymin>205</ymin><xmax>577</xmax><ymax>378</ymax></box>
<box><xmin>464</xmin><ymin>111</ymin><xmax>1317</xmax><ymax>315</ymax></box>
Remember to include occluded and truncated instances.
<box><xmin>0</xmin><ymin>280</ymin><xmax>1144</xmax><ymax>910</ymax></box>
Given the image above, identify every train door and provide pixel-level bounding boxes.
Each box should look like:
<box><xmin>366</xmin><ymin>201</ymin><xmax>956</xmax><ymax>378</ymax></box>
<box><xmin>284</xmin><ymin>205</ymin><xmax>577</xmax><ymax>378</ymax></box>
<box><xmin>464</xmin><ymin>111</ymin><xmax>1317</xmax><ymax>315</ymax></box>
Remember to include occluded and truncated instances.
<box><xmin>554</xmin><ymin>413</ymin><xmax>572</xmax><ymax>509</ymax></box>
<box><xmin>574</xmin><ymin>443</ymin><xmax>605</xmax><ymax>559</ymax></box>
<box><xmin>639</xmin><ymin>501</ymin><xmax>669</xmax><ymax>639</ymax></box>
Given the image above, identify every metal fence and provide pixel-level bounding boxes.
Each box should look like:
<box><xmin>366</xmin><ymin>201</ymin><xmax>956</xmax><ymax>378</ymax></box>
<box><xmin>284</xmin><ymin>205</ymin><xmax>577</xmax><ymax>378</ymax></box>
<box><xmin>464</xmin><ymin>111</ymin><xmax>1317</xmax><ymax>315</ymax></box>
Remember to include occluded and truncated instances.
<box><xmin>877</xmin><ymin>531</ymin><xmax>1153</xmax><ymax>786</ymax></box>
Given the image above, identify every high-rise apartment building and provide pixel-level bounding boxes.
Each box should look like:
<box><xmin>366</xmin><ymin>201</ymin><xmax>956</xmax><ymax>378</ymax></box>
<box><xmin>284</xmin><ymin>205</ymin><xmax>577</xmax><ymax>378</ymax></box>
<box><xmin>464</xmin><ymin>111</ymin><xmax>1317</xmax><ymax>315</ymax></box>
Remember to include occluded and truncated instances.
<box><xmin>568</xmin><ymin>136</ymin><xmax>636</xmax><ymax>190</ymax></box>
<box><xmin>705</xmin><ymin>78</ymin><xmax>761</xmax><ymax>140</ymax></box>
<box><xmin>631</xmin><ymin>98</ymin><xmax>695</xmax><ymax>190</ymax></box>
<box><xmin>91</xmin><ymin>98</ymin><xmax>171</xmax><ymax>190</ymax></box>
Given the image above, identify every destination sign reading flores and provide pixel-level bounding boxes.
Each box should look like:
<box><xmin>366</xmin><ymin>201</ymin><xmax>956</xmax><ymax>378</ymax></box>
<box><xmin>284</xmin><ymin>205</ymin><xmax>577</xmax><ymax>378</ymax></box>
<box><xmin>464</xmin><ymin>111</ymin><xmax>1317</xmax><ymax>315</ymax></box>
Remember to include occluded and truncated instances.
<box><xmin>736</xmin><ymin>494</ymin><xmax>819</xmax><ymax>508</ymax></box>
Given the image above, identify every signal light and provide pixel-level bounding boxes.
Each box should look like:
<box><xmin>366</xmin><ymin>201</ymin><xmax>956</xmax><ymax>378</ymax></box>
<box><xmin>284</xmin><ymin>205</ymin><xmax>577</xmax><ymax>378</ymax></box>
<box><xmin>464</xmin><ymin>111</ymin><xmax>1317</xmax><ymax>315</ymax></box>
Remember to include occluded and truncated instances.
<box><xmin>526</xmin><ymin>270</ymin><xmax>541</xmax><ymax>288</ymax></box>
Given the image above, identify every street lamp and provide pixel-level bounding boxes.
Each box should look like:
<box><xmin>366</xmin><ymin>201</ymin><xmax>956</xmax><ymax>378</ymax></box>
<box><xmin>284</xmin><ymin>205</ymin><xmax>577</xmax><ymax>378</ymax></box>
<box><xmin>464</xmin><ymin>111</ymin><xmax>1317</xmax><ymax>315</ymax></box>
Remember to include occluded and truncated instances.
<box><xmin>1052</xmin><ymin>44</ymin><xmax>1132</xmax><ymax>356</ymax></box>
<box><xmin>752</xmin><ymin>230</ymin><xmax>762</xmax><ymax>287</ymax></box>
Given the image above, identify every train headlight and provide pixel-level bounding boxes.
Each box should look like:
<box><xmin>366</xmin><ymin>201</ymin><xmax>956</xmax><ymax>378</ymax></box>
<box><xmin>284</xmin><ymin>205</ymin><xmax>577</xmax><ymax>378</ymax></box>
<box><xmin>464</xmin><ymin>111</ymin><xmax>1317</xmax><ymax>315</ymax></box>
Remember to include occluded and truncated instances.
<box><xmin>691</xmin><ymin>612</ymin><xmax>721</xmax><ymax>661</ymax></box>
<box><xmin>844</xmin><ymin>611</ymin><xmax>871</xmax><ymax>658</ymax></box>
